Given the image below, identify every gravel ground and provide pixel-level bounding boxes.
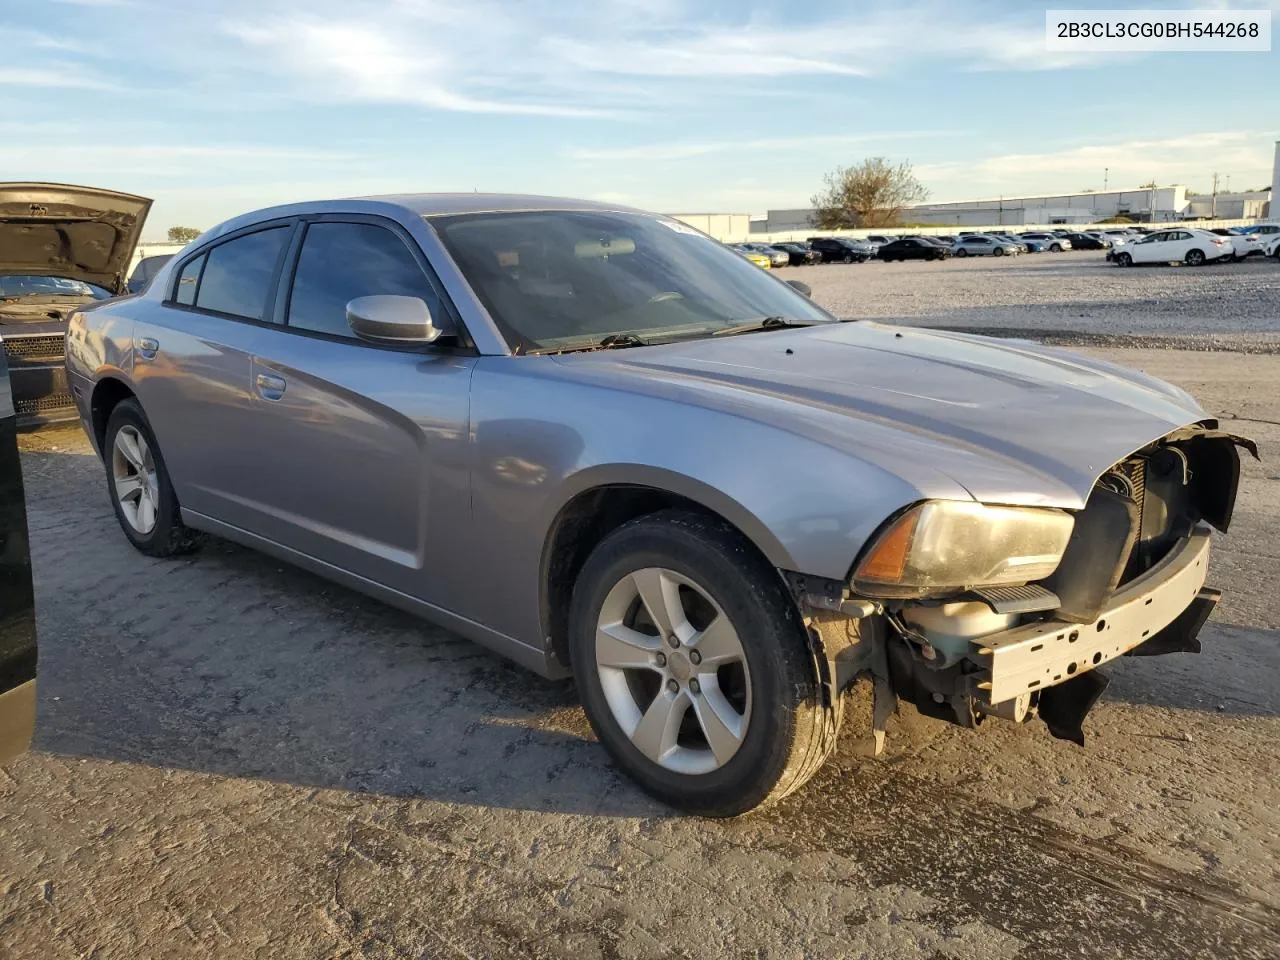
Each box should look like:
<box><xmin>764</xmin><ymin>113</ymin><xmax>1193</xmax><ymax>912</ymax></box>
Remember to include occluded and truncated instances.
<box><xmin>2</xmin><ymin>258</ymin><xmax>1279</xmax><ymax>958</ymax></box>
<box><xmin>784</xmin><ymin>250</ymin><xmax>1280</xmax><ymax>352</ymax></box>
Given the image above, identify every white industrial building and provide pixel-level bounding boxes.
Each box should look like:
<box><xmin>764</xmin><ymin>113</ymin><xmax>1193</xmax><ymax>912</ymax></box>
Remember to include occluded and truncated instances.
<box><xmin>752</xmin><ymin>186</ymin><xmax>1192</xmax><ymax>233</ymax></box>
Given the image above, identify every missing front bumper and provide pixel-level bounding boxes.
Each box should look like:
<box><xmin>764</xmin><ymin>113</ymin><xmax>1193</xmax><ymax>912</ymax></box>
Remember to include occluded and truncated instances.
<box><xmin>971</xmin><ymin>527</ymin><xmax>1214</xmax><ymax>709</ymax></box>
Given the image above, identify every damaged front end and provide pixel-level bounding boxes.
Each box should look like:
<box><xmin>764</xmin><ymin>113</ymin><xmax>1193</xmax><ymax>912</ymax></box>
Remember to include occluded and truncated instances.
<box><xmin>791</xmin><ymin>423</ymin><xmax>1256</xmax><ymax>752</ymax></box>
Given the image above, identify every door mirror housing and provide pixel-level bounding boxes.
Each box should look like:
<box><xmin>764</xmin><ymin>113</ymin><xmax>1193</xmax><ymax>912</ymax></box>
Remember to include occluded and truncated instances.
<box><xmin>346</xmin><ymin>295</ymin><xmax>448</xmax><ymax>344</ymax></box>
<box><xmin>786</xmin><ymin>280</ymin><xmax>812</xmax><ymax>298</ymax></box>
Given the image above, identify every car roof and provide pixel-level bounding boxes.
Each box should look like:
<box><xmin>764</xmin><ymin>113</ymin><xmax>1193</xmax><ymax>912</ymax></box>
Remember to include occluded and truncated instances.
<box><xmin>193</xmin><ymin>193</ymin><xmax>652</xmax><ymax>245</ymax></box>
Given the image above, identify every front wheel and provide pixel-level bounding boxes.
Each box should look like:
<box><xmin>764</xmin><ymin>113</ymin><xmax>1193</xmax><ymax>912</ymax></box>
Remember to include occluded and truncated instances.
<box><xmin>104</xmin><ymin>399</ymin><xmax>202</xmax><ymax>557</ymax></box>
<box><xmin>955</xmin><ymin>248</ymin><xmax>968</xmax><ymax>257</ymax></box>
<box><xmin>994</xmin><ymin>247</ymin><xmax>1005</xmax><ymax>257</ymax></box>
<box><xmin>1185</xmin><ymin>248</ymin><xmax>1206</xmax><ymax>266</ymax></box>
<box><xmin>1050</xmin><ymin>243</ymin><xmax>1062</xmax><ymax>252</ymax></box>
<box><xmin>1116</xmin><ymin>252</ymin><xmax>1133</xmax><ymax>267</ymax></box>
<box><xmin>569</xmin><ymin>511</ymin><xmax>839</xmax><ymax>817</ymax></box>
<box><xmin>842</xmin><ymin>254</ymin><xmax>853</xmax><ymax>263</ymax></box>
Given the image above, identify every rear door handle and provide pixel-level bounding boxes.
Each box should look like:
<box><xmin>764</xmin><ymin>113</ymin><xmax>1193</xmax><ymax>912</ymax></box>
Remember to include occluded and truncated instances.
<box><xmin>136</xmin><ymin>336</ymin><xmax>159</xmax><ymax>360</ymax></box>
<box><xmin>255</xmin><ymin>372</ymin><xmax>286</xmax><ymax>400</ymax></box>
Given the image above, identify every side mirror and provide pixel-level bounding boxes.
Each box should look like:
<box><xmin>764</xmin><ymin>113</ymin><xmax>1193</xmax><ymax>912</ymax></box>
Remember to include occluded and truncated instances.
<box><xmin>786</xmin><ymin>280</ymin><xmax>812</xmax><ymax>298</ymax></box>
<box><xmin>346</xmin><ymin>295</ymin><xmax>448</xmax><ymax>344</ymax></box>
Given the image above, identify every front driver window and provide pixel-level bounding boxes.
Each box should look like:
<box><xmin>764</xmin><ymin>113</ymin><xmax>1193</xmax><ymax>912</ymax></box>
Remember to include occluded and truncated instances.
<box><xmin>287</xmin><ymin>222</ymin><xmax>442</xmax><ymax>338</ymax></box>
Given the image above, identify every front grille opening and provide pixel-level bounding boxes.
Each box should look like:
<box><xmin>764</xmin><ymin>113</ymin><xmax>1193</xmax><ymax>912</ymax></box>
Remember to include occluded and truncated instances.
<box><xmin>15</xmin><ymin>394</ymin><xmax>75</xmax><ymax>415</ymax></box>
<box><xmin>3</xmin><ymin>335</ymin><xmax>65</xmax><ymax>361</ymax></box>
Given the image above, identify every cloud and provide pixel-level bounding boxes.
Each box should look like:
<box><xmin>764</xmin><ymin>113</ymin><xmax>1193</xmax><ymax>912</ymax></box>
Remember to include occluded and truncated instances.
<box><xmin>209</xmin><ymin>0</ymin><xmax>1120</xmax><ymax>122</ymax></box>
<box><xmin>566</xmin><ymin>131</ymin><xmax>955</xmax><ymax>162</ymax></box>
<box><xmin>224</xmin><ymin>15</ymin><xmax>617</xmax><ymax>118</ymax></box>
<box><xmin>0</xmin><ymin>142</ymin><xmax>370</xmax><ymax>179</ymax></box>
<box><xmin>0</xmin><ymin>66</ymin><xmax>115</xmax><ymax>90</ymax></box>
<box><xmin>916</xmin><ymin>131</ymin><xmax>1277</xmax><ymax>199</ymax></box>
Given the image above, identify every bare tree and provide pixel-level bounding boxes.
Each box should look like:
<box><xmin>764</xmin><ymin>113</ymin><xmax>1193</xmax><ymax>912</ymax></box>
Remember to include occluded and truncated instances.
<box><xmin>810</xmin><ymin>158</ymin><xmax>929</xmax><ymax>229</ymax></box>
<box><xmin>167</xmin><ymin>226</ymin><xmax>201</xmax><ymax>244</ymax></box>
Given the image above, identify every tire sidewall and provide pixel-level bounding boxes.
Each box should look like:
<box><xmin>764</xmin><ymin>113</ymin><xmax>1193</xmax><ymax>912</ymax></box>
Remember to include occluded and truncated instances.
<box><xmin>568</xmin><ymin>516</ymin><xmax>813</xmax><ymax>813</ymax></box>
<box><xmin>104</xmin><ymin>399</ymin><xmax>183</xmax><ymax>553</ymax></box>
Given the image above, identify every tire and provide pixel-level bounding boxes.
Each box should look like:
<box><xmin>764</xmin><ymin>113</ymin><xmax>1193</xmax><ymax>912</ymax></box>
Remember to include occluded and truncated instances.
<box><xmin>568</xmin><ymin>510</ymin><xmax>839</xmax><ymax>817</ymax></box>
<box><xmin>1116</xmin><ymin>252</ymin><xmax>1132</xmax><ymax>267</ymax></box>
<box><xmin>955</xmin><ymin>248</ymin><xmax>968</xmax><ymax>257</ymax></box>
<box><xmin>994</xmin><ymin>247</ymin><xmax>1005</xmax><ymax>257</ymax></box>
<box><xmin>1050</xmin><ymin>243</ymin><xmax>1062</xmax><ymax>252</ymax></box>
<box><xmin>842</xmin><ymin>254</ymin><xmax>853</xmax><ymax>264</ymax></box>
<box><xmin>1185</xmin><ymin>248</ymin><xmax>1205</xmax><ymax>266</ymax></box>
<box><xmin>104</xmin><ymin>398</ymin><xmax>201</xmax><ymax>557</ymax></box>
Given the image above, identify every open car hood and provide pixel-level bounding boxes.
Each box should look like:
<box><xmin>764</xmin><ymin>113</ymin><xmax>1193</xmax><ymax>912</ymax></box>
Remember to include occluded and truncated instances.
<box><xmin>0</xmin><ymin>183</ymin><xmax>152</xmax><ymax>295</ymax></box>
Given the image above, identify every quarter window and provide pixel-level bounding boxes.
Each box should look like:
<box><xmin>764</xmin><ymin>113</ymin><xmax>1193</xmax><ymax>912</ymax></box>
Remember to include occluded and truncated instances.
<box><xmin>174</xmin><ymin>254</ymin><xmax>204</xmax><ymax>306</ymax></box>
<box><xmin>195</xmin><ymin>227</ymin><xmax>289</xmax><ymax>321</ymax></box>
<box><xmin>287</xmin><ymin>222</ymin><xmax>440</xmax><ymax>338</ymax></box>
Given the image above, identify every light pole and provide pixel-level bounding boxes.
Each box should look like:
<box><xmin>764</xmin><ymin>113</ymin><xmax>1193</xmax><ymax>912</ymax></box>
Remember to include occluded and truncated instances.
<box><xmin>1104</xmin><ymin>167</ymin><xmax>1109</xmax><ymax>192</ymax></box>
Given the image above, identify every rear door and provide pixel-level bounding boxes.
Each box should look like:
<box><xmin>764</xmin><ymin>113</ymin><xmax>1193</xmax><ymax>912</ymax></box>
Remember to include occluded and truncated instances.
<box><xmin>1165</xmin><ymin>230</ymin><xmax>1195</xmax><ymax>260</ymax></box>
<box><xmin>0</xmin><ymin>350</ymin><xmax>36</xmax><ymax>765</ymax></box>
<box><xmin>131</xmin><ymin>223</ymin><xmax>295</xmax><ymax>529</ymax></box>
<box><xmin>236</xmin><ymin>216</ymin><xmax>477</xmax><ymax>604</ymax></box>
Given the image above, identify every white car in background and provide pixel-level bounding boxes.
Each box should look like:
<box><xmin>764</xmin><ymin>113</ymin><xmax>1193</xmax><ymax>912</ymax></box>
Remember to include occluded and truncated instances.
<box><xmin>1209</xmin><ymin>229</ymin><xmax>1264</xmax><ymax>261</ymax></box>
<box><xmin>1112</xmin><ymin>228</ymin><xmax>1233</xmax><ymax>267</ymax></box>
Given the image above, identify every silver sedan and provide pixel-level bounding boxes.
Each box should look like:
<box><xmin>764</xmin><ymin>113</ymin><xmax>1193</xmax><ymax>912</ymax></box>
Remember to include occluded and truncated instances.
<box><xmin>65</xmin><ymin>194</ymin><xmax>1252</xmax><ymax>816</ymax></box>
<box><xmin>951</xmin><ymin>235</ymin><xmax>1022</xmax><ymax>257</ymax></box>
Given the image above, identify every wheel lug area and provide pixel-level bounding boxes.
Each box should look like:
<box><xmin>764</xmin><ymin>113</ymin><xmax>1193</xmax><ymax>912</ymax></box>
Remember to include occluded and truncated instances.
<box><xmin>655</xmin><ymin>652</ymin><xmax>667</xmax><ymax>667</ymax></box>
<box><xmin>666</xmin><ymin>679</ymin><xmax>679</xmax><ymax>694</ymax></box>
<box><xmin>689</xmin><ymin>679</ymin><xmax>700</xmax><ymax>695</ymax></box>
<box><xmin>689</xmin><ymin>650</ymin><xmax>701</xmax><ymax>665</ymax></box>
<box><xmin>667</xmin><ymin>635</ymin><xmax>679</xmax><ymax>649</ymax></box>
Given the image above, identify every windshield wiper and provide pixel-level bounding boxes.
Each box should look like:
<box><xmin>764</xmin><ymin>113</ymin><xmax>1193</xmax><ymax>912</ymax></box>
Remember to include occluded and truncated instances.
<box><xmin>597</xmin><ymin>333</ymin><xmax>648</xmax><ymax>349</ymax></box>
<box><xmin>536</xmin><ymin>332</ymin><xmax>651</xmax><ymax>355</ymax></box>
<box><xmin>711</xmin><ymin>316</ymin><xmax>816</xmax><ymax>337</ymax></box>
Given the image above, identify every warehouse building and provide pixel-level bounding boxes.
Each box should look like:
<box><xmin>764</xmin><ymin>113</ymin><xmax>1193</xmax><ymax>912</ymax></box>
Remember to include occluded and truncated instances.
<box><xmin>752</xmin><ymin>186</ymin><xmax>1192</xmax><ymax>233</ymax></box>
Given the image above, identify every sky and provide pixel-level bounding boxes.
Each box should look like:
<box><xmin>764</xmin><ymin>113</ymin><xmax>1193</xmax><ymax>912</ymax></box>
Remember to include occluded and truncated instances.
<box><xmin>5</xmin><ymin>0</ymin><xmax>1278</xmax><ymax>238</ymax></box>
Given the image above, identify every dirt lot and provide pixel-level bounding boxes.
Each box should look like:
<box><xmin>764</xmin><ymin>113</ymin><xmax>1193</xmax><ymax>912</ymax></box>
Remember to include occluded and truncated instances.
<box><xmin>2</xmin><ymin>253</ymin><xmax>1279</xmax><ymax>959</ymax></box>
<box><xmin>793</xmin><ymin>249</ymin><xmax>1280</xmax><ymax>350</ymax></box>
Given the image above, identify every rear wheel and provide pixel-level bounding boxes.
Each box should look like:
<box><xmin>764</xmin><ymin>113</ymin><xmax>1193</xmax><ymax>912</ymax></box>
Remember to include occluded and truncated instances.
<box><xmin>842</xmin><ymin>253</ymin><xmax>853</xmax><ymax>263</ymax></box>
<box><xmin>1050</xmin><ymin>243</ymin><xmax>1063</xmax><ymax>252</ymax></box>
<box><xmin>994</xmin><ymin>247</ymin><xmax>1005</xmax><ymax>257</ymax></box>
<box><xmin>104</xmin><ymin>399</ymin><xmax>201</xmax><ymax>556</ymax></box>
<box><xmin>569</xmin><ymin>511</ymin><xmax>839</xmax><ymax>817</ymax></box>
<box><xmin>955</xmin><ymin>248</ymin><xmax>968</xmax><ymax>257</ymax></box>
<box><xmin>1185</xmin><ymin>248</ymin><xmax>1206</xmax><ymax>266</ymax></box>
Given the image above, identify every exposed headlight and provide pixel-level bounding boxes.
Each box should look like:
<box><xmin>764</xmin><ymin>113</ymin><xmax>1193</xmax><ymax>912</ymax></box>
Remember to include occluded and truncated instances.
<box><xmin>852</xmin><ymin>501</ymin><xmax>1075</xmax><ymax>598</ymax></box>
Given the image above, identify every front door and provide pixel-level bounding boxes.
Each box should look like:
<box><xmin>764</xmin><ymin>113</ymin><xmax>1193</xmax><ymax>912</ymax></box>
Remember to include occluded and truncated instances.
<box><xmin>237</xmin><ymin>218</ymin><xmax>477</xmax><ymax>605</ymax></box>
<box><xmin>1131</xmin><ymin>231</ymin><xmax>1171</xmax><ymax>263</ymax></box>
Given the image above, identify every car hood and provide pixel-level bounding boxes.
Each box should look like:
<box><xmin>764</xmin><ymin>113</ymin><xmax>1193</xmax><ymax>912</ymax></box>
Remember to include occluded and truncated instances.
<box><xmin>554</xmin><ymin>322</ymin><xmax>1208</xmax><ymax>508</ymax></box>
<box><xmin>0</xmin><ymin>183</ymin><xmax>152</xmax><ymax>295</ymax></box>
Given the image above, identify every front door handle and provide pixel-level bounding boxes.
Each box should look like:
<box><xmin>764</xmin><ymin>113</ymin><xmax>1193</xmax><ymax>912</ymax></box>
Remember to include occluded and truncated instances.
<box><xmin>136</xmin><ymin>337</ymin><xmax>159</xmax><ymax>360</ymax></box>
<box><xmin>255</xmin><ymin>372</ymin><xmax>286</xmax><ymax>400</ymax></box>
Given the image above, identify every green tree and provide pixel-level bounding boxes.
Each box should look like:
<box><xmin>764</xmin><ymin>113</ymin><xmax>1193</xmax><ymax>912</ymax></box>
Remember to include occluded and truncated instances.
<box><xmin>167</xmin><ymin>226</ymin><xmax>201</xmax><ymax>244</ymax></box>
<box><xmin>810</xmin><ymin>158</ymin><xmax>929</xmax><ymax>229</ymax></box>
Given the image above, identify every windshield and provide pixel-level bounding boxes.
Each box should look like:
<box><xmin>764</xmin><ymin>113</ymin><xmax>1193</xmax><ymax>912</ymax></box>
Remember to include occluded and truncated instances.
<box><xmin>0</xmin><ymin>275</ymin><xmax>111</xmax><ymax>300</ymax></box>
<box><xmin>430</xmin><ymin>211</ymin><xmax>835</xmax><ymax>352</ymax></box>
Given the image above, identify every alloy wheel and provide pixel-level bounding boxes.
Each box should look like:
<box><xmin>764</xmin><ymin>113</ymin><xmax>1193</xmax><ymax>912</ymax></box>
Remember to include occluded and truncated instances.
<box><xmin>112</xmin><ymin>425</ymin><xmax>159</xmax><ymax>535</ymax></box>
<box><xmin>594</xmin><ymin>567</ymin><xmax>752</xmax><ymax>775</ymax></box>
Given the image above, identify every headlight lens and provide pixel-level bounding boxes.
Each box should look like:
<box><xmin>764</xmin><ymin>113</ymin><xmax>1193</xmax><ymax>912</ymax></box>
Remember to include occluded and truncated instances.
<box><xmin>852</xmin><ymin>501</ymin><xmax>1075</xmax><ymax>598</ymax></box>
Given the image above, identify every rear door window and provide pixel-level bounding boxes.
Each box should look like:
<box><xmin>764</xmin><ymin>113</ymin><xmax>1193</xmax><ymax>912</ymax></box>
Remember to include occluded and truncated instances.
<box><xmin>173</xmin><ymin>254</ymin><xmax>205</xmax><ymax>306</ymax></box>
<box><xmin>195</xmin><ymin>227</ymin><xmax>290</xmax><ymax>321</ymax></box>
